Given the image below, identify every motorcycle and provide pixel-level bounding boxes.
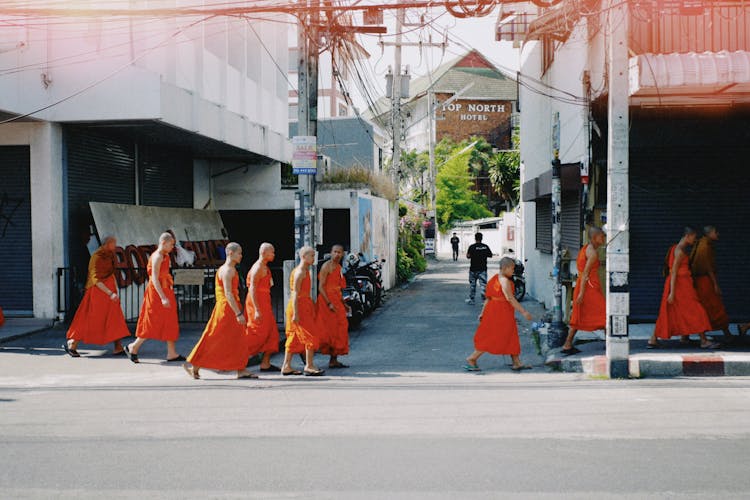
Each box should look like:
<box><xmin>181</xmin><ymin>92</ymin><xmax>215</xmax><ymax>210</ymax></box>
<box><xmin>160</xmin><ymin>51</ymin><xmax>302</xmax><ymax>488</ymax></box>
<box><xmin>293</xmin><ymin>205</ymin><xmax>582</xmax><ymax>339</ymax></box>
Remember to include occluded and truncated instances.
<box><xmin>342</xmin><ymin>286</ymin><xmax>364</xmax><ymax>328</ymax></box>
<box><xmin>512</xmin><ymin>258</ymin><xmax>526</xmax><ymax>302</ymax></box>
<box><xmin>356</xmin><ymin>253</ymin><xmax>385</xmax><ymax>308</ymax></box>
<box><xmin>344</xmin><ymin>253</ymin><xmax>377</xmax><ymax>315</ymax></box>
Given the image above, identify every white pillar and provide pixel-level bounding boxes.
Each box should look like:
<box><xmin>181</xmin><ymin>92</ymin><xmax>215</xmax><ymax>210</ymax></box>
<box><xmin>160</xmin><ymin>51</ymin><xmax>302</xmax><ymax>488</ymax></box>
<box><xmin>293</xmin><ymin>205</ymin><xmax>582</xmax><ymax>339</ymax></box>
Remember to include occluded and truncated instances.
<box><xmin>605</xmin><ymin>0</ymin><xmax>630</xmax><ymax>377</ymax></box>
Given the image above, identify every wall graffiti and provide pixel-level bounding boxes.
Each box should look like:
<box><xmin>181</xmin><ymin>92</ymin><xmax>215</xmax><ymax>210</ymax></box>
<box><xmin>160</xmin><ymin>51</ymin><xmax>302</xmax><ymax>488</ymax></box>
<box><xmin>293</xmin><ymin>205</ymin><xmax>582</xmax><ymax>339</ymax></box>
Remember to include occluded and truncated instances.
<box><xmin>0</xmin><ymin>192</ymin><xmax>24</xmax><ymax>238</ymax></box>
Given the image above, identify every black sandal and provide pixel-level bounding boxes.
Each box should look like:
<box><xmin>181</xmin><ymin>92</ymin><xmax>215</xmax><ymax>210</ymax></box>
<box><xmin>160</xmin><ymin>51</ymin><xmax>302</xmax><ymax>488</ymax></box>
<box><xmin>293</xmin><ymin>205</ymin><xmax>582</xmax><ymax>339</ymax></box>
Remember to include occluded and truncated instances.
<box><xmin>166</xmin><ymin>355</ymin><xmax>186</xmax><ymax>362</ymax></box>
<box><xmin>62</xmin><ymin>342</ymin><xmax>80</xmax><ymax>358</ymax></box>
<box><xmin>124</xmin><ymin>345</ymin><xmax>139</xmax><ymax>364</ymax></box>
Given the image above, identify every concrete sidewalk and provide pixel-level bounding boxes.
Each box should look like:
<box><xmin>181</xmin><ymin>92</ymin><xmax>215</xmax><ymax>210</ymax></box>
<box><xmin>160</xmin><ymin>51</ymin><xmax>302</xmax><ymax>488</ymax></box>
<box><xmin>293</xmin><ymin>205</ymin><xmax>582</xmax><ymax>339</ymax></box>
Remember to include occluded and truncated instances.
<box><xmin>0</xmin><ymin>317</ymin><xmax>55</xmax><ymax>344</ymax></box>
<box><xmin>544</xmin><ymin>326</ymin><xmax>750</xmax><ymax>378</ymax></box>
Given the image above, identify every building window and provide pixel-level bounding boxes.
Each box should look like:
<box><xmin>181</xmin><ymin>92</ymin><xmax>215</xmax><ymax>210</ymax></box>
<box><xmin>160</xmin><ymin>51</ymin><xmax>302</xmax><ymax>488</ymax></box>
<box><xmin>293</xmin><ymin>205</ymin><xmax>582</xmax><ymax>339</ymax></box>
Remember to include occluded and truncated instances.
<box><xmin>289</xmin><ymin>104</ymin><xmax>298</xmax><ymax>120</ymax></box>
<box><xmin>281</xmin><ymin>162</ymin><xmax>298</xmax><ymax>188</ymax></box>
<box><xmin>288</xmin><ymin>48</ymin><xmax>298</xmax><ymax>72</ymax></box>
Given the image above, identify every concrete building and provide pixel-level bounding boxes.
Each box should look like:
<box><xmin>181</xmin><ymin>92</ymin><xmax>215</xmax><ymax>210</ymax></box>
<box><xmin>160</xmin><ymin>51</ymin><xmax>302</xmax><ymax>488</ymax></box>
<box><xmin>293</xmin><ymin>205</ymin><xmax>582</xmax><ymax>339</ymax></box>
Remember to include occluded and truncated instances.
<box><xmin>519</xmin><ymin>0</ymin><xmax>750</xmax><ymax>326</ymax></box>
<box><xmin>0</xmin><ymin>7</ymin><xmax>290</xmax><ymax>319</ymax></box>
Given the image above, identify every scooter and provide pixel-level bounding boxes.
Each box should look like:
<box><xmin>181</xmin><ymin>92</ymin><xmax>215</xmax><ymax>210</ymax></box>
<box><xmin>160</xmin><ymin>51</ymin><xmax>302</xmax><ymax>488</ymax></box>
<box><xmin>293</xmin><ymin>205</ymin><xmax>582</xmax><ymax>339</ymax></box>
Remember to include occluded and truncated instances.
<box><xmin>344</xmin><ymin>253</ymin><xmax>376</xmax><ymax>315</ymax></box>
<box><xmin>342</xmin><ymin>286</ymin><xmax>364</xmax><ymax>328</ymax></box>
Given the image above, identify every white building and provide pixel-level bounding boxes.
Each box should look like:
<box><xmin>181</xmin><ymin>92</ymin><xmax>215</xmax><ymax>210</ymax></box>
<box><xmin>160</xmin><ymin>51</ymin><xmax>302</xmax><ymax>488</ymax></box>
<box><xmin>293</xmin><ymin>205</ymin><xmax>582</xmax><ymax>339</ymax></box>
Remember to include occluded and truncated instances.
<box><xmin>518</xmin><ymin>0</ymin><xmax>750</xmax><ymax>325</ymax></box>
<box><xmin>0</xmin><ymin>5</ymin><xmax>290</xmax><ymax>319</ymax></box>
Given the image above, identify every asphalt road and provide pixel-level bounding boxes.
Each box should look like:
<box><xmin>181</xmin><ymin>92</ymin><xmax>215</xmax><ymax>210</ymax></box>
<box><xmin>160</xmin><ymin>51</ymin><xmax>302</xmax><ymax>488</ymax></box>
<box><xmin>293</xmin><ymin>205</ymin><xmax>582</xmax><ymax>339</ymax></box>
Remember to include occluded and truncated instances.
<box><xmin>2</xmin><ymin>258</ymin><xmax>750</xmax><ymax>499</ymax></box>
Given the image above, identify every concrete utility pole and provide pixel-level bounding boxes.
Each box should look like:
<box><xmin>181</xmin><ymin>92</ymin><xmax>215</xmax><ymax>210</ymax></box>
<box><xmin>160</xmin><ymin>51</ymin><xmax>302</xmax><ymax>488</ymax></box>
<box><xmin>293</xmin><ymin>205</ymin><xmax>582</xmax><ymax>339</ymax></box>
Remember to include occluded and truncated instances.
<box><xmin>605</xmin><ymin>0</ymin><xmax>630</xmax><ymax>378</ymax></box>
<box><xmin>295</xmin><ymin>0</ymin><xmax>319</xmax><ymax>254</ymax></box>
<box><xmin>548</xmin><ymin>113</ymin><xmax>568</xmax><ymax>348</ymax></box>
<box><xmin>390</xmin><ymin>8</ymin><xmax>405</xmax><ymax>183</ymax></box>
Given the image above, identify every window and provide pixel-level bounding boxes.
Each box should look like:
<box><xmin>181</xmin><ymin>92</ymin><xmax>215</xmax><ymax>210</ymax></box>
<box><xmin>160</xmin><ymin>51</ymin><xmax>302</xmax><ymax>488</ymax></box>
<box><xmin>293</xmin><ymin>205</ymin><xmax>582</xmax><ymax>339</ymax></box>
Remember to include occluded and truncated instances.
<box><xmin>338</xmin><ymin>103</ymin><xmax>348</xmax><ymax>117</ymax></box>
<box><xmin>289</xmin><ymin>103</ymin><xmax>298</xmax><ymax>120</ymax></box>
<box><xmin>288</xmin><ymin>48</ymin><xmax>298</xmax><ymax>72</ymax></box>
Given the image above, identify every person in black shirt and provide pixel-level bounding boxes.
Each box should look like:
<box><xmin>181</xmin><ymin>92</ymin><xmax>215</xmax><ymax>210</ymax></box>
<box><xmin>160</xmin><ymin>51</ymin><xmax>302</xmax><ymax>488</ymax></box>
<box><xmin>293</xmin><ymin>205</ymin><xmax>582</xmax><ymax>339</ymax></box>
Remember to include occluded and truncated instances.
<box><xmin>465</xmin><ymin>232</ymin><xmax>493</xmax><ymax>305</ymax></box>
<box><xmin>450</xmin><ymin>233</ymin><xmax>460</xmax><ymax>261</ymax></box>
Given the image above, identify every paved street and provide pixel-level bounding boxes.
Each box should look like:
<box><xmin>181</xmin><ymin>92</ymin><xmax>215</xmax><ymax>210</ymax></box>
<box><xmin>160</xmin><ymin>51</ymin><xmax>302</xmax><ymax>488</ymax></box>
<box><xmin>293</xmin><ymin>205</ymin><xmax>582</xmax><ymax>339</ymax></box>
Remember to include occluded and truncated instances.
<box><xmin>2</xmin><ymin>259</ymin><xmax>750</xmax><ymax>499</ymax></box>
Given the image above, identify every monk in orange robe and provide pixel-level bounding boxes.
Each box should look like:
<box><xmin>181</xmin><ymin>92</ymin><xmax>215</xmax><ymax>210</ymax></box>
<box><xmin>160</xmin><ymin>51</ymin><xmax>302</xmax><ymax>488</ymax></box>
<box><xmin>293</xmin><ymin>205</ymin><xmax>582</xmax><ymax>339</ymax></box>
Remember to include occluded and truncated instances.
<box><xmin>281</xmin><ymin>246</ymin><xmax>325</xmax><ymax>377</ymax></box>
<box><xmin>0</xmin><ymin>306</ymin><xmax>4</xmax><ymax>328</ymax></box>
<box><xmin>245</xmin><ymin>243</ymin><xmax>280</xmax><ymax>373</ymax></box>
<box><xmin>183</xmin><ymin>242</ymin><xmax>256</xmax><ymax>379</ymax></box>
<box><xmin>649</xmin><ymin>227</ymin><xmax>717</xmax><ymax>349</ymax></box>
<box><xmin>64</xmin><ymin>236</ymin><xmax>130</xmax><ymax>357</ymax></box>
<box><xmin>126</xmin><ymin>233</ymin><xmax>184</xmax><ymax>363</ymax></box>
<box><xmin>690</xmin><ymin>225</ymin><xmax>734</xmax><ymax>342</ymax></box>
<box><xmin>318</xmin><ymin>244</ymin><xmax>350</xmax><ymax>369</ymax></box>
<box><xmin>464</xmin><ymin>257</ymin><xmax>533</xmax><ymax>371</ymax></box>
<box><xmin>562</xmin><ymin>227</ymin><xmax>607</xmax><ymax>355</ymax></box>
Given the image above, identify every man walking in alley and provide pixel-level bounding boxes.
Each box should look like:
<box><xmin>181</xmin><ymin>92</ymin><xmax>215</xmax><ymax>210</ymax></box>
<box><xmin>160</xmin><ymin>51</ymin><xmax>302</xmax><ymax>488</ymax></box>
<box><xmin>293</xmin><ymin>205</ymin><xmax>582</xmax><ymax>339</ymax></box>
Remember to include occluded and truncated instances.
<box><xmin>450</xmin><ymin>233</ymin><xmax>460</xmax><ymax>261</ymax></box>
<box><xmin>465</xmin><ymin>232</ymin><xmax>493</xmax><ymax>306</ymax></box>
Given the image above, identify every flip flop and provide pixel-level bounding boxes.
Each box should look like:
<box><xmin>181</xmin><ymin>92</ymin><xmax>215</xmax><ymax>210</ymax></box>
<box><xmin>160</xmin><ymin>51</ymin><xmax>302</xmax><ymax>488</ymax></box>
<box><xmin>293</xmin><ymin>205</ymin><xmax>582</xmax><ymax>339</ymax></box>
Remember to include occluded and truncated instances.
<box><xmin>166</xmin><ymin>355</ymin><xmax>187</xmax><ymax>362</ymax></box>
<box><xmin>62</xmin><ymin>342</ymin><xmax>80</xmax><ymax>358</ymax></box>
<box><xmin>328</xmin><ymin>362</ymin><xmax>349</xmax><ymax>369</ymax></box>
<box><xmin>561</xmin><ymin>347</ymin><xmax>581</xmax><ymax>355</ymax></box>
<box><xmin>646</xmin><ymin>342</ymin><xmax>661</xmax><ymax>349</ymax></box>
<box><xmin>303</xmin><ymin>369</ymin><xmax>325</xmax><ymax>376</ymax></box>
<box><xmin>237</xmin><ymin>371</ymin><xmax>259</xmax><ymax>379</ymax></box>
<box><xmin>124</xmin><ymin>344</ymin><xmax>139</xmax><ymax>364</ymax></box>
<box><xmin>700</xmin><ymin>342</ymin><xmax>721</xmax><ymax>349</ymax></box>
<box><xmin>112</xmin><ymin>350</ymin><xmax>126</xmax><ymax>357</ymax></box>
<box><xmin>182</xmin><ymin>363</ymin><xmax>200</xmax><ymax>379</ymax></box>
<box><xmin>260</xmin><ymin>364</ymin><xmax>281</xmax><ymax>372</ymax></box>
<box><xmin>282</xmin><ymin>369</ymin><xmax>303</xmax><ymax>376</ymax></box>
<box><xmin>511</xmin><ymin>365</ymin><xmax>533</xmax><ymax>371</ymax></box>
<box><xmin>462</xmin><ymin>364</ymin><xmax>481</xmax><ymax>372</ymax></box>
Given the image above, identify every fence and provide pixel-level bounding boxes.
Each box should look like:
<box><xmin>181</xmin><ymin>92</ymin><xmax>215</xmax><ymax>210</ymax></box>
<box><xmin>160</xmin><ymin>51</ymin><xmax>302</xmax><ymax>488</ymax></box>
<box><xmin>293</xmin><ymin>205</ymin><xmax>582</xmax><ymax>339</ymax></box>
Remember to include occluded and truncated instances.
<box><xmin>57</xmin><ymin>266</ymin><xmax>286</xmax><ymax>326</ymax></box>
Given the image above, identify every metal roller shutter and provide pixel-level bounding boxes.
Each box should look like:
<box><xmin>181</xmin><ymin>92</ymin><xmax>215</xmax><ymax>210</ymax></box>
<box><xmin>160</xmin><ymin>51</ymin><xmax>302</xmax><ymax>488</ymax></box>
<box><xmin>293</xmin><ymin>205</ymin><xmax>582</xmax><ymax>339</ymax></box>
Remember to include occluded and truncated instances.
<box><xmin>139</xmin><ymin>145</ymin><xmax>193</xmax><ymax>208</ymax></box>
<box><xmin>65</xmin><ymin>128</ymin><xmax>135</xmax><ymax>275</ymax></box>
<box><xmin>535</xmin><ymin>198</ymin><xmax>552</xmax><ymax>253</ymax></box>
<box><xmin>561</xmin><ymin>188</ymin><xmax>581</xmax><ymax>255</ymax></box>
<box><xmin>0</xmin><ymin>146</ymin><xmax>32</xmax><ymax>313</ymax></box>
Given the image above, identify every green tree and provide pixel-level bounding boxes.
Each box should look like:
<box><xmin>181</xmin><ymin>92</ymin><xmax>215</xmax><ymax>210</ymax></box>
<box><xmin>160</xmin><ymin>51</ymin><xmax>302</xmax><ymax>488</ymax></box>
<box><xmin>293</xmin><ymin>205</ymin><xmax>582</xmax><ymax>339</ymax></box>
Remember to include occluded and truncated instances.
<box><xmin>435</xmin><ymin>145</ymin><xmax>492</xmax><ymax>231</ymax></box>
<box><xmin>487</xmin><ymin>148</ymin><xmax>520</xmax><ymax>211</ymax></box>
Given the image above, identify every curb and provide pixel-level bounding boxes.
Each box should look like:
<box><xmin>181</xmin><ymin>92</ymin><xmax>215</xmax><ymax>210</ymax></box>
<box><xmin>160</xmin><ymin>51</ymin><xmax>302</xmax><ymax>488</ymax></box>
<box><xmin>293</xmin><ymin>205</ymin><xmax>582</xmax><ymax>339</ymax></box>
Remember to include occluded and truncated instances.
<box><xmin>546</xmin><ymin>352</ymin><xmax>750</xmax><ymax>378</ymax></box>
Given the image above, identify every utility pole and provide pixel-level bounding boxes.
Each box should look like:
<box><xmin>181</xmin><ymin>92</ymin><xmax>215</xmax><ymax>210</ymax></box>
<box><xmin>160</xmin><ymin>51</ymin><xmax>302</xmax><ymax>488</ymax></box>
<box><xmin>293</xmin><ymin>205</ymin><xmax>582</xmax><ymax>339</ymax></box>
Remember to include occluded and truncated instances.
<box><xmin>390</xmin><ymin>8</ymin><xmax>405</xmax><ymax>183</ymax></box>
<box><xmin>605</xmin><ymin>0</ymin><xmax>630</xmax><ymax>378</ymax></box>
<box><xmin>547</xmin><ymin>112</ymin><xmax>568</xmax><ymax>348</ymax></box>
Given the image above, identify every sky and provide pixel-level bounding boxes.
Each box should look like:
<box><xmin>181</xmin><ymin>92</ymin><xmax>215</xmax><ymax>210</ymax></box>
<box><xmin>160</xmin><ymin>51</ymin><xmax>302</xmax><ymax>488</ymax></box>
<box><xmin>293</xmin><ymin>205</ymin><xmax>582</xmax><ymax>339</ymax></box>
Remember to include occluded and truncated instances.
<box><xmin>347</xmin><ymin>6</ymin><xmax>521</xmax><ymax>111</ymax></box>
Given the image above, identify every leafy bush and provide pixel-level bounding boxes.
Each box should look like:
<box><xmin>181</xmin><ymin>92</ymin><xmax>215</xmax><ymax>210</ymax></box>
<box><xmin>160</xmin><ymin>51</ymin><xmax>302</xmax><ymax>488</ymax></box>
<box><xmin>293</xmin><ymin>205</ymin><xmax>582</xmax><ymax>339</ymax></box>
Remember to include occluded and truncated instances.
<box><xmin>396</xmin><ymin>246</ymin><xmax>414</xmax><ymax>283</ymax></box>
<box><xmin>322</xmin><ymin>166</ymin><xmax>397</xmax><ymax>201</ymax></box>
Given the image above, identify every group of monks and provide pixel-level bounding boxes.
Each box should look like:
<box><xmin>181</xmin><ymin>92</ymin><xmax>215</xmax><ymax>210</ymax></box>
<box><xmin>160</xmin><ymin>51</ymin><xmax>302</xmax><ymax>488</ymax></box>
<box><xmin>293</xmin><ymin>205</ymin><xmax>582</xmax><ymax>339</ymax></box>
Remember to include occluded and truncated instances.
<box><xmin>557</xmin><ymin>225</ymin><xmax>747</xmax><ymax>355</ymax></box>
<box><xmin>64</xmin><ymin>232</ymin><xmax>352</xmax><ymax>379</ymax></box>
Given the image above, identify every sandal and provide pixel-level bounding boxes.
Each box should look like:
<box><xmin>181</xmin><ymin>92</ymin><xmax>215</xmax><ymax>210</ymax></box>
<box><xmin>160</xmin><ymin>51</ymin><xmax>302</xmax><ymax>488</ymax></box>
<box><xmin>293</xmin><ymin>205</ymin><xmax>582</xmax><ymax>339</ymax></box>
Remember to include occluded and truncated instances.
<box><xmin>303</xmin><ymin>368</ymin><xmax>325</xmax><ymax>376</ymax></box>
<box><xmin>282</xmin><ymin>369</ymin><xmax>303</xmax><ymax>376</ymax></box>
<box><xmin>260</xmin><ymin>364</ymin><xmax>281</xmax><ymax>372</ymax></box>
<box><xmin>463</xmin><ymin>364</ymin><xmax>481</xmax><ymax>372</ymax></box>
<box><xmin>328</xmin><ymin>362</ymin><xmax>349</xmax><ymax>369</ymax></box>
<box><xmin>237</xmin><ymin>371</ymin><xmax>259</xmax><ymax>379</ymax></box>
<box><xmin>124</xmin><ymin>344</ymin><xmax>139</xmax><ymax>364</ymax></box>
<box><xmin>511</xmin><ymin>364</ymin><xmax>533</xmax><ymax>371</ymax></box>
<box><xmin>62</xmin><ymin>342</ymin><xmax>80</xmax><ymax>358</ymax></box>
<box><xmin>700</xmin><ymin>341</ymin><xmax>721</xmax><ymax>349</ymax></box>
<box><xmin>166</xmin><ymin>355</ymin><xmax>187</xmax><ymax>362</ymax></box>
<box><xmin>561</xmin><ymin>347</ymin><xmax>581</xmax><ymax>355</ymax></box>
<box><xmin>182</xmin><ymin>363</ymin><xmax>200</xmax><ymax>379</ymax></box>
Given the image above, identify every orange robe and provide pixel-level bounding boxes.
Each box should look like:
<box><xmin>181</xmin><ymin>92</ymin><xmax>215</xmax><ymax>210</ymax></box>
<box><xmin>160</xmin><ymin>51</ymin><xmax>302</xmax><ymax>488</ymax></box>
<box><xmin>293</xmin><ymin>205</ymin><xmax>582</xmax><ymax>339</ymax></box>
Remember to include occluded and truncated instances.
<box><xmin>135</xmin><ymin>254</ymin><xmax>179</xmax><ymax>341</ymax></box>
<box><xmin>569</xmin><ymin>245</ymin><xmax>606</xmax><ymax>331</ymax></box>
<box><xmin>654</xmin><ymin>245</ymin><xmax>712</xmax><ymax>339</ymax></box>
<box><xmin>66</xmin><ymin>247</ymin><xmax>130</xmax><ymax>345</ymax></box>
<box><xmin>245</xmin><ymin>271</ymin><xmax>280</xmax><ymax>356</ymax></box>
<box><xmin>0</xmin><ymin>306</ymin><xmax>5</xmax><ymax>328</ymax></box>
<box><xmin>473</xmin><ymin>275</ymin><xmax>520</xmax><ymax>355</ymax></box>
<box><xmin>318</xmin><ymin>264</ymin><xmax>349</xmax><ymax>356</ymax></box>
<box><xmin>284</xmin><ymin>271</ymin><xmax>322</xmax><ymax>354</ymax></box>
<box><xmin>691</xmin><ymin>237</ymin><xmax>729</xmax><ymax>331</ymax></box>
<box><xmin>187</xmin><ymin>273</ymin><xmax>249</xmax><ymax>371</ymax></box>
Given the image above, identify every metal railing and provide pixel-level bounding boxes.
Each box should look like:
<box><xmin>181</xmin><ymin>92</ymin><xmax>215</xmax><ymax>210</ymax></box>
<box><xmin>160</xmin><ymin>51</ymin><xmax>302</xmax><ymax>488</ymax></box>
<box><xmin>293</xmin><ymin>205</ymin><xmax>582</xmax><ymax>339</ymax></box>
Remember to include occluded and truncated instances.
<box><xmin>57</xmin><ymin>266</ymin><xmax>286</xmax><ymax>326</ymax></box>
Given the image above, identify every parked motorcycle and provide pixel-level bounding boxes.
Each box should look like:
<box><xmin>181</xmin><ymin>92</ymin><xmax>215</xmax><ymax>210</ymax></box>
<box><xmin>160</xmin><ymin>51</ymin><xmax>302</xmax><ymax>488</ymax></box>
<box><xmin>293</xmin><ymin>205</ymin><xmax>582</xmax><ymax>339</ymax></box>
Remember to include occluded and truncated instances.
<box><xmin>356</xmin><ymin>253</ymin><xmax>385</xmax><ymax>308</ymax></box>
<box><xmin>342</xmin><ymin>286</ymin><xmax>364</xmax><ymax>328</ymax></box>
<box><xmin>512</xmin><ymin>258</ymin><xmax>526</xmax><ymax>302</ymax></box>
<box><xmin>343</xmin><ymin>253</ymin><xmax>378</xmax><ymax>316</ymax></box>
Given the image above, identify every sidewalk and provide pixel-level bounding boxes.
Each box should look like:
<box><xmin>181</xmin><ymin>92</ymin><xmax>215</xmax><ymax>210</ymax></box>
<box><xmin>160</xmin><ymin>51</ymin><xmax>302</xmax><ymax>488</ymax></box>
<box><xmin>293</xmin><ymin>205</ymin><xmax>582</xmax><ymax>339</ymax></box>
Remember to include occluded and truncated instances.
<box><xmin>543</xmin><ymin>323</ymin><xmax>750</xmax><ymax>378</ymax></box>
<box><xmin>0</xmin><ymin>317</ymin><xmax>55</xmax><ymax>344</ymax></box>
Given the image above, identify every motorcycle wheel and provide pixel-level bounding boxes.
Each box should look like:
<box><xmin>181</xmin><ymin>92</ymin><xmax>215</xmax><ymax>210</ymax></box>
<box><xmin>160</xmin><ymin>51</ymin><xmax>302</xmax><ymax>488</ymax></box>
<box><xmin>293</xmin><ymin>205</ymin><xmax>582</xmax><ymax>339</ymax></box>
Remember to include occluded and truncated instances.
<box><xmin>513</xmin><ymin>278</ymin><xmax>526</xmax><ymax>302</ymax></box>
<box><xmin>348</xmin><ymin>310</ymin><xmax>362</xmax><ymax>328</ymax></box>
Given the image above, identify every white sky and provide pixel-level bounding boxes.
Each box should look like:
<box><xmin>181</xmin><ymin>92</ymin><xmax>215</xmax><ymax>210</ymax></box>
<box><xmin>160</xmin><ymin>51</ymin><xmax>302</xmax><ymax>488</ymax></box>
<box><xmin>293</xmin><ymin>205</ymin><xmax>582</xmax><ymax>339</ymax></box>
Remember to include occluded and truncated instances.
<box><xmin>349</xmin><ymin>7</ymin><xmax>521</xmax><ymax>111</ymax></box>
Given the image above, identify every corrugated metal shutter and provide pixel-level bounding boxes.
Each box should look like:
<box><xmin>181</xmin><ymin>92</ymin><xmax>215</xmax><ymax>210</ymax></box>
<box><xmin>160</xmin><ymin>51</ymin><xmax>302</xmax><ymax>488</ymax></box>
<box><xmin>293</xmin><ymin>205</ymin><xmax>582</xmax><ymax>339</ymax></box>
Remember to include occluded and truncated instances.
<box><xmin>65</xmin><ymin>128</ymin><xmax>135</xmax><ymax>275</ymax></box>
<box><xmin>139</xmin><ymin>145</ymin><xmax>193</xmax><ymax>208</ymax></box>
<box><xmin>561</xmin><ymin>187</ymin><xmax>581</xmax><ymax>255</ymax></box>
<box><xmin>535</xmin><ymin>197</ymin><xmax>551</xmax><ymax>253</ymax></box>
<box><xmin>0</xmin><ymin>146</ymin><xmax>32</xmax><ymax>313</ymax></box>
<box><xmin>629</xmin><ymin>150</ymin><xmax>750</xmax><ymax>322</ymax></box>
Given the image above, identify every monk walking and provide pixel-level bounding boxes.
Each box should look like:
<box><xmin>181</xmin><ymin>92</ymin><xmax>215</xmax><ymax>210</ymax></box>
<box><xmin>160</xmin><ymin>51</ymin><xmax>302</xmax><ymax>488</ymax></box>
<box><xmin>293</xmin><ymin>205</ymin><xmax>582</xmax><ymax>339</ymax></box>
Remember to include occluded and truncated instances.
<box><xmin>64</xmin><ymin>236</ymin><xmax>130</xmax><ymax>357</ymax></box>
<box><xmin>125</xmin><ymin>233</ymin><xmax>184</xmax><ymax>363</ymax></box>
<box><xmin>562</xmin><ymin>227</ymin><xmax>607</xmax><ymax>355</ymax></box>
<box><xmin>245</xmin><ymin>243</ymin><xmax>281</xmax><ymax>372</ymax></box>
<box><xmin>318</xmin><ymin>244</ymin><xmax>350</xmax><ymax>369</ymax></box>
<box><xmin>281</xmin><ymin>246</ymin><xmax>325</xmax><ymax>377</ymax></box>
<box><xmin>464</xmin><ymin>257</ymin><xmax>533</xmax><ymax>372</ymax></box>
<box><xmin>690</xmin><ymin>226</ymin><xmax>735</xmax><ymax>343</ymax></box>
<box><xmin>182</xmin><ymin>243</ymin><xmax>256</xmax><ymax>379</ymax></box>
<box><xmin>649</xmin><ymin>227</ymin><xmax>718</xmax><ymax>349</ymax></box>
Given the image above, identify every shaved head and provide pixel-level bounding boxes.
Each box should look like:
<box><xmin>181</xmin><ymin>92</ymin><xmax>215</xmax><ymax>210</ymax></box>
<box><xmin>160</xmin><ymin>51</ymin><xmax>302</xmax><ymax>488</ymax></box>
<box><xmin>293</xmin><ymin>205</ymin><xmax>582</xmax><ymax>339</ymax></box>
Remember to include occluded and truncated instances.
<box><xmin>259</xmin><ymin>242</ymin><xmax>274</xmax><ymax>254</ymax></box>
<box><xmin>159</xmin><ymin>232</ymin><xmax>175</xmax><ymax>244</ymax></box>
<box><xmin>299</xmin><ymin>246</ymin><xmax>315</xmax><ymax>259</ymax></box>
<box><xmin>101</xmin><ymin>235</ymin><xmax>116</xmax><ymax>245</ymax></box>
<box><xmin>588</xmin><ymin>226</ymin><xmax>604</xmax><ymax>239</ymax></box>
<box><xmin>226</xmin><ymin>242</ymin><xmax>241</xmax><ymax>254</ymax></box>
<box><xmin>499</xmin><ymin>257</ymin><xmax>516</xmax><ymax>270</ymax></box>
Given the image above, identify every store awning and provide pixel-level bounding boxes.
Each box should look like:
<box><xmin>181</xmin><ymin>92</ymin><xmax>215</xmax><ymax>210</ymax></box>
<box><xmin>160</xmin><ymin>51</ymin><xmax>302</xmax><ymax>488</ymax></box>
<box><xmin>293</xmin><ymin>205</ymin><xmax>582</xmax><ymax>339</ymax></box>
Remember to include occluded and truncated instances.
<box><xmin>521</xmin><ymin>163</ymin><xmax>581</xmax><ymax>202</ymax></box>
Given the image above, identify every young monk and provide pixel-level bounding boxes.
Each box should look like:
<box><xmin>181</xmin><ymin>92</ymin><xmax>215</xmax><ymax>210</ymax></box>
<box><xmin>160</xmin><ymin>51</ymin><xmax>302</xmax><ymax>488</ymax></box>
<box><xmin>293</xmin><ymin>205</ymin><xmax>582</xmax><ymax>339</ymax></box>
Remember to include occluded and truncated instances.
<box><xmin>649</xmin><ymin>227</ymin><xmax>718</xmax><ymax>349</ymax></box>
<box><xmin>317</xmin><ymin>244</ymin><xmax>350</xmax><ymax>369</ymax></box>
<box><xmin>464</xmin><ymin>257</ymin><xmax>533</xmax><ymax>372</ymax></box>
<box><xmin>64</xmin><ymin>236</ymin><xmax>130</xmax><ymax>357</ymax></box>
<box><xmin>182</xmin><ymin>243</ymin><xmax>256</xmax><ymax>380</ymax></box>
<box><xmin>126</xmin><ymin>233</ymin><xmax>184</xmax><ymax>363</ymax></box>
<box><xmin>562</xmin><ymin>227</ymin><xmax>607</xmax><ymax>355</ymax></box>
<box><xmin>281</xmin><ymin>246</ymin><xmax>325</xmax><ymax>377</ymax></box>
<box><xmin>245</xmin><ymin>243</ymin><xmax>281</xmax><ymax>372</ymax></box>
<box><xmin>690</xmin><ymin>226</ymin><xmax>734</xmax><ymax>343</ymax></box>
